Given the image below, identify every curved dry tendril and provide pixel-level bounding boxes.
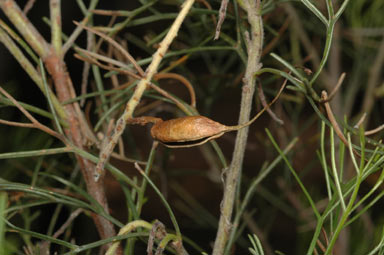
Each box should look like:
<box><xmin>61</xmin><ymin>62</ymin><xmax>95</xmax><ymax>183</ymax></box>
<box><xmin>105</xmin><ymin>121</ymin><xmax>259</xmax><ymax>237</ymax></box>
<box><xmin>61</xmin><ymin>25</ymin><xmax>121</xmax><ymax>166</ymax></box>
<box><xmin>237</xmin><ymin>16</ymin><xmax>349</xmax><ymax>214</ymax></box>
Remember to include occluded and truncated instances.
<box><xmin>154</xmin><ymin>72</ymin><xmax>196</xmax><ymax>107</ymax></box>
<box><xmin>227</xmin><ymin>77</ymin><xmax>287</xmax><ymax>131</ymax></box>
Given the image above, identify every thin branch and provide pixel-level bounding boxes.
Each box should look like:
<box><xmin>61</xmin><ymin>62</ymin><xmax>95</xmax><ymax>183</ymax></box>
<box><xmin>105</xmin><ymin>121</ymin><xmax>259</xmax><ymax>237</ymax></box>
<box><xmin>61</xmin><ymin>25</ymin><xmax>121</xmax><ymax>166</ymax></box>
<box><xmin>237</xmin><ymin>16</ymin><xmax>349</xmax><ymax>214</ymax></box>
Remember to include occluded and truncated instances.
<box><xmin>94</xmin><ymin>0</ymin><xmax>196</xmax><ymax>181</ymax></box>
<box><xmin>80</xmin><ymin>30</ymin><xmax>93</xmax><ymax>106</ymax></box>
<box><xmin>74</xmin><ymin>21</ymin><xmax>145</xmax><ymax>77</ymax></box>
<box><xmin>75</xmin><ymin>47</ymin><xmax>132</xmax><ymax>70</ymax></box>
<box><xmin>54</xmin><ymin>208</ymin><xmax>83</xmax><ymax>238</ymax></box>
<box><xmin>364</xmin><ymin>124</ymin><xmax>384</xmax><ymax>136</ymax></box>
<box><xmin>214</xmin><ymin>0</ymin><xmax>228</xmax><ymax>40</ymax></box>
<box><xmin>320</xmin><ymin>72</ymin><xmax>346</xmax><ymax>103</ymax></box>
<box><xmin>212</xmin><ymin>0</ymin><xmax>264</xmax><ymax>254</ymax></box>
<box><xmin>321</xmin><ymin>90</ymin><xmax>360</xmax><ymax>157</ymax></box>
<box><xmin>354</xmin><ymin>113</ymin><xmax>366</xmax><ymax>128</ymax></box>
<box><xmin>0</xmin><ymin>119</ymin><xmax>35</xmax><ymax>128</ymax></box>
<box><xmin>62</xmin><ymin>0</ymin><xmax>98</xmax><ymax>55</ymax></box>
<box><xmin>0</xmin><ymin>26</ymin><xmax>66</xmax><ymax>120</ymax></box>
<box><xmin>257</xmin><ymin>80</ymin><xmax>284</xmax><ymax>125</ymax></box>
<box><xmin>23</xmin><ymin>0</ymin><xmax>36</xmax><ymax>15</ymax></box>
<box><xmin>40</xmin><ymin>208</ymin><xmax>84</xmax><ymax>253</ymax></box>
<box><xmin>0</xmin><ymin>86</ymin><xmax>65</xmax><ymax>142</ymax></box>
<box><xmin>0</xmin><ymin>0</ymin><xmax>50</xmax><ymax>57</ymax></box>
<box><xmin>91</xmin><ymin>9</ymin><xmax>130</xmax><ymax>16</ymax></box>
<box><xmin>322</xmin><ymin>90</ymin><xmax>349</xmax><ymax>147</ymax></box>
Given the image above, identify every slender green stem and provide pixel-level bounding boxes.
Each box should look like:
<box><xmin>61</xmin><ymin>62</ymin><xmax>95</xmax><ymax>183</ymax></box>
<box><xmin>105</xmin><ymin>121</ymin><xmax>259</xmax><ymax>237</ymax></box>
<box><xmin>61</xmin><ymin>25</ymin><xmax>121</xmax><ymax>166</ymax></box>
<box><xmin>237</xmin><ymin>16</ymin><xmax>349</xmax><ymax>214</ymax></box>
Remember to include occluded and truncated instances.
<box><xmin>62</xmin><ymin>0</ymin><xmax>99</xmax><ymax>54</ymax></box>
<box><xmin>0</xmin><ymin>26</ymin><xmax>66</xmax><ymax>120</ymax></box>
<box><xmin>325</xmin><ymin>0</ymin><xmax>335</xmax><ymax>20</ymax></box>
<box><xmin>256</xmin><ymin>67</ymin><xmax>305</xmax><ymax>92</ymax></box>
<box><xmin>325</xmin><ymin>154</ymin><xmax>363</xmax><ymax>253</ymax></box>
<box><xmin>135</xmin><ymin>164</ymin><xmax>181</xmax><ymax>238</ymax></box>
<box><xmin>330</xmin><ymin>127</ymin><xmax>346</xmax><ymax>211</ymax></box>
<box><xmin>309</xmin><ymin>21</ymin><xmax>335</xmax><ymax>86</ymax></box>
<box><xmin>225</xmin><ymin>137</ymin><xmax>298</xmax><ymax>254</ymax></box>
<box><xmin>0</xmin><ymin>192</ymin><xmax>7</xmax><ymax>255</ymax></box>
<box><xmin>136</xmin><ymin>142</ymin><xmax>158</xmax><ymax>214</ymax></box>
<box><xmin>266</xmin><ymin>129</ymin><xmax>320</xmax><ymax>219</ymax></box>
<box><xmin>0</xmin><ymin>0</ymin><xmax>50</xmax><ymax>57</ymax></box>
<box><xmin>40</xmin><ymin>59</ymin><xmax>64</xmax><ymax>134</ymax></box>
<box><xmin>70</xmin><ymin>146</ymin><xmax>140</xmax><ymax>190</ymax></box>
<box><xmin>299</xmin><ymin>0</ymin><xmax>328</xmax><ymax>25</ymax></box>
<box><xmin>50</xmin><ymin>0</ymin><xmax>62</xmax><ymax>55</ymax></box>
<box><xmin>367</xmin><ymin>226</ymin><xmax>384</xmax><ymax>255</ymax></box>
<box><xmin>0</xmin><ymin>96</ymin><xmax>66</xmax><ymax>126</ymax></box>
<box><xmin>270</xmin><ymin>53</ymin><xmax>306</xmax><ymax>81</ymax></box>
<box><xmin>320</xmin><ymin>121</ymin><xmax>334</xmax><ymax>235</ymax></box>
<box><xmin>335</xmin><ymin>0</ymin><xmax>352</xmax><ymax>20</ymax></box>
<box><xmin>0</xmin><ymin>147</ymin><xmax>72</xmax><ymax>159</ymax></box>
<box><xmin>306</xmin><ymin>217</ymin><xmax>325</xmax><ymax>254</ymax></box>
<box><xmin>321</xmin><ymin>122</ymin><xmax>332</xmax><ymax>200</ymax></box>
<box><xmin>3</xmin><ymin>218</ymin><xmax>77</xmax><ymax>249</ymax></box>
<box><xmin>0</xmin><ymin>18</ymin><xmax>39</xmax><ymax>63</ymax></box>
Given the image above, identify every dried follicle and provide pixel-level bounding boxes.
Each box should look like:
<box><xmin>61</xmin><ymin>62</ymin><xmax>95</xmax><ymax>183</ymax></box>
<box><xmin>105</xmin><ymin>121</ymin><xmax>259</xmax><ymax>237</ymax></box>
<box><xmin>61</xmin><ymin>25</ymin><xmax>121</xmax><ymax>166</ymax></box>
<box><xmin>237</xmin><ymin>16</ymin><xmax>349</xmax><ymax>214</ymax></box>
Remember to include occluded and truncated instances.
<box><xmin>148</xmin><ymin>113</ymin><xmax>261</xmax><ymax>148</ymax></box>
<box><xmin>129</xmin><ymin>79</ymin><xmax>286</xmax><ymax>148</ymax></box>
<box><xmin>151</xmin><ymin>116</ymin><xmax>228</xmax><ymax>145</ymax></box>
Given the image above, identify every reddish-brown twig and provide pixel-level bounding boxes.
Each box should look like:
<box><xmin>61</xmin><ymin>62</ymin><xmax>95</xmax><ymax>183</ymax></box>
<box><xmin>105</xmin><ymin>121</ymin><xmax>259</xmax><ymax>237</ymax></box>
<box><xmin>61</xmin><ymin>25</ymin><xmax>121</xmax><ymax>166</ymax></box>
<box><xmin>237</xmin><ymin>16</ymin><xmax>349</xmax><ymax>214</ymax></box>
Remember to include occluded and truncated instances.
<box><xmin>0</xmin><ymin>86</ymin><xmax>65</xmax><ymax>142</ymax></box>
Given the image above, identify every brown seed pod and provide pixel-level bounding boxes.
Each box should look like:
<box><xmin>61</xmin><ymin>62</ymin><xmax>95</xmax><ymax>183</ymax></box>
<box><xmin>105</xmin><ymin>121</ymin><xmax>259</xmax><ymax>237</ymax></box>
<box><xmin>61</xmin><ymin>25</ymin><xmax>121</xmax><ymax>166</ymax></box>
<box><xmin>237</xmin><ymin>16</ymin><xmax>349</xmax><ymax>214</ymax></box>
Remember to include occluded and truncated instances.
<box><xmin>150</xmin><ymin>116</ymin><xmax>228</xmax><ymax>147</ymax></box>
<box><xmin>128</xmin><ymin>79</ymin><xmax>286</xmax><ymax>148</ymax></box>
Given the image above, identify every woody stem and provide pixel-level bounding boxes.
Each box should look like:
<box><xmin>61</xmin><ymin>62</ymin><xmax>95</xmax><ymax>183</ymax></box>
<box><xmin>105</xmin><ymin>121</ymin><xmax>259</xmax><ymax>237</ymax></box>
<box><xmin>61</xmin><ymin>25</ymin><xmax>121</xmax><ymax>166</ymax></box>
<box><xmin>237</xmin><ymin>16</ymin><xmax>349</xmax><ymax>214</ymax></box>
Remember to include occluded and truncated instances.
<box><xmin>212</xmin><ymin>0</ymin><xmax>264</xmax><ymax>254</ymax></box>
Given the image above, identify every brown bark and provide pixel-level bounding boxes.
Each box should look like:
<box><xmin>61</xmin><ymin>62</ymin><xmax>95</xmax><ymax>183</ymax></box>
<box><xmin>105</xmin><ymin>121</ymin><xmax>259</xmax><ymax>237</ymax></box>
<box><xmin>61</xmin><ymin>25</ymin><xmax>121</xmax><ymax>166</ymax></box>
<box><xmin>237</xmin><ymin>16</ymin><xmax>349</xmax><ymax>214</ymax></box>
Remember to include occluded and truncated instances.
<box><xmin>44</xmin><ymin>49</ymin><xmax>119</xmax><ymax>252</ymax></box>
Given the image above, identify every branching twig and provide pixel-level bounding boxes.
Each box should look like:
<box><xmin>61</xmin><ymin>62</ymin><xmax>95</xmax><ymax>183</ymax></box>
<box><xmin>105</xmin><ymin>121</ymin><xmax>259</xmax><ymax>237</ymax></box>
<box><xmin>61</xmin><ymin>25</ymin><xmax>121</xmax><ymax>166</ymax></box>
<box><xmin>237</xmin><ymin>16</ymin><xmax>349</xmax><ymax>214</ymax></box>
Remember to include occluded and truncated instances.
<box><xmin>257</xmin><ymin>80</ymin><xmax>284</xmax><ymax>125</ymax></box>
<box><xmin>0</xmin><ymin>1</ymin><xmax>118</xmax><ymax>249</ymax></box>
<box><xmin>93</xmin><ymin>0</ymin><xmax>196</xmax><ymax>181</ymax></box>
<box><xmin>214</xmin><ymin>0</ymin><xmax>229</xmax><ymax>40</ymax></box>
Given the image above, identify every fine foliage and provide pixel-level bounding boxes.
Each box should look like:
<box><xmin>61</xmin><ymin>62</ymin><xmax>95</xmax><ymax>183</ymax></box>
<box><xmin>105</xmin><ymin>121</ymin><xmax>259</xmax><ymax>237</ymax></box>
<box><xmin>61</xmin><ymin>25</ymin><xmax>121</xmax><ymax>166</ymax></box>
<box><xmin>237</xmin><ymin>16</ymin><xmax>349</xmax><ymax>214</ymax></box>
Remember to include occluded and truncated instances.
<box><xmin>0</xmin><ymin>0</ymin><xmax>384</xmax><ymax>254</ymax></box>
